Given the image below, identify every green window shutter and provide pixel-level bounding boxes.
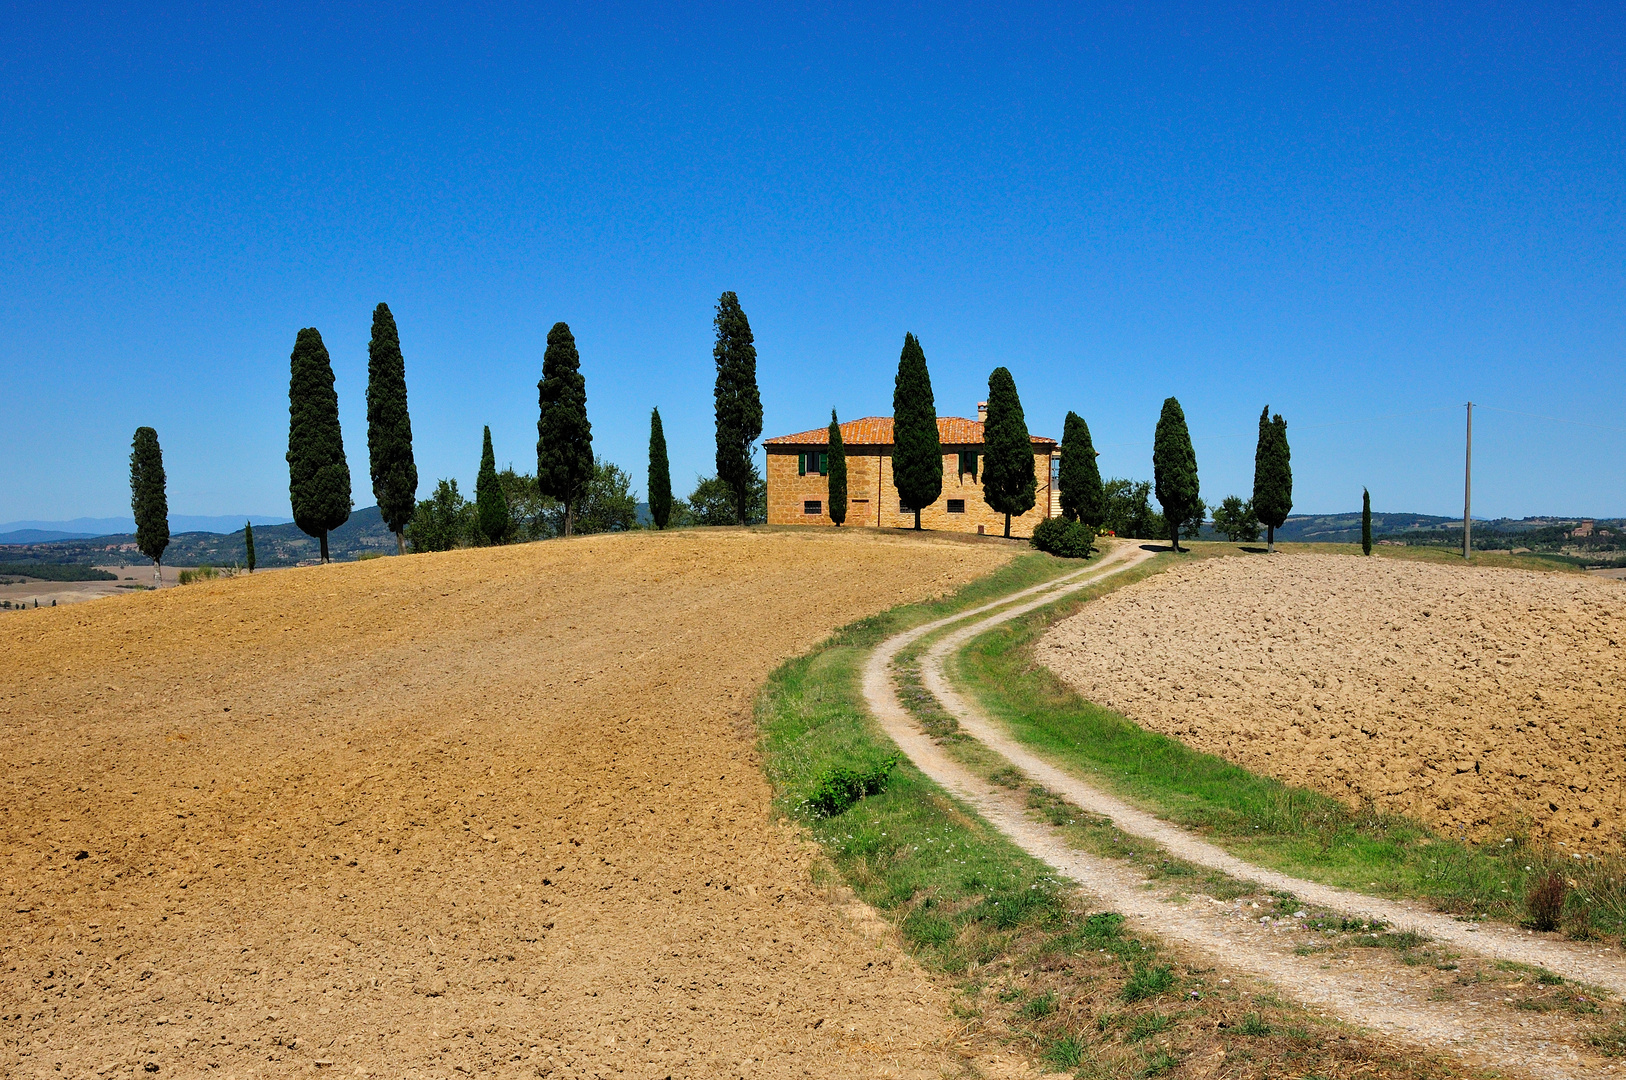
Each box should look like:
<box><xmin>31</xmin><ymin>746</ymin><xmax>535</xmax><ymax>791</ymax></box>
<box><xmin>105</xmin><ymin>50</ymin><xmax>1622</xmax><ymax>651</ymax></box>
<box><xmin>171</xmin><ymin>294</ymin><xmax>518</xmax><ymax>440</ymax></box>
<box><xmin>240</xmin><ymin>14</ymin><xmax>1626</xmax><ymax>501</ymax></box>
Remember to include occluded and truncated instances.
<box><xmin>819</xmin><ymin>452</ymin><xmax>828</xmax><ymax>474</ymax></box>
<box><xmin>798</xmin><ymin>452</ymin><xmax>807</xmax><ymax>476</ymax></box>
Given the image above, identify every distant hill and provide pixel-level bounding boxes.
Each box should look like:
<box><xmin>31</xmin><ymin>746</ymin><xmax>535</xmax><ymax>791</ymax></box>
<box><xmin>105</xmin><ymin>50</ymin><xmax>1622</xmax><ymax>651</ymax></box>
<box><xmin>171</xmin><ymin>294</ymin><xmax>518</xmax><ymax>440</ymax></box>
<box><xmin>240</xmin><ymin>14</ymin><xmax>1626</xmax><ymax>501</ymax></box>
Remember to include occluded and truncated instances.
<box><xmin>0</xmin><ymin>507</ymin><xmax>396</xmax><ymax>569</ymax></box>
<box><xmin>1272</xmin><ymin>513</ymin><xmax>1460</xmax><ymax>544</ymax></box>
<box><xmin>0</xmin><ymin>513</ymin><xmax>292</xmax><ymax>536</ymax></box>
<box><xmin>0</xmin><ymin>529</ymin><xmax>100</xmax><ymax>544</ymax></box>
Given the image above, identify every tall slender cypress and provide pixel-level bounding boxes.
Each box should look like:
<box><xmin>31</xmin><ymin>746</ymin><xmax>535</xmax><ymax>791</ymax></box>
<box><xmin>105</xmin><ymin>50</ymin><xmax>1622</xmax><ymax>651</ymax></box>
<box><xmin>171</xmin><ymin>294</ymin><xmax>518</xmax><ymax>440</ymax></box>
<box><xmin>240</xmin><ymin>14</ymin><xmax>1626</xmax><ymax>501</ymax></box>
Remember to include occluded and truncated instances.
<box><xmin>1059</xmin><ymin>411</ymin><xmax>1105</xmax><ymax>529</ymax></box>
<box><xmin>129</xmin><ymin>426</ymin><xmax>169</xmax><ymax>587</ymax></box>
<box><xmin>827</xmin><ymin>410</ymin><xmax>848</xmax><ymax>526</ymax></box>
<box><xmin>648</xmin><ymin>408</ymin><xmax>673</xmax><ymax>529</ymax></box>
<box><xmin>890</xmin><ymin>333</ymin><xmax>942</xmax><ymax>529</ymax></box>
<box><xmin>1252</xmin><ymin>405</ymin><xmax>1293</xmax><ymax>553</ymax></box>
<box><xmin>475</xmin><ymin>426</ymin><xmax>510</xmax><ymax>545</ymax></box>
<box><xmin>287</xmin><ymin>328</ymin><xmax>352</xmax><ymax>563</ymax></box>
<box><xmin>713</xmin><ymin>292</ymin><xmax>763</xmax><ymax>526</ymax></box>
<box><xmin>536</xmin><ymin>322</ymin><xmax>594</xmax><ymax>536</ymax></box>
<box><xmin>1152</xmin><ymin>397</ymin><xmax>1200</xmax><ymax>553</ymax></box>
<box><xmin>1362</xmin><ymin>489</ymin><xmax>1373</xmax><ymax>556</ymax></box>
<box><xmin>244</xmin><ymin>520</ymin><xmax>256</xmax><ymax>573</ymax></box>
<box><xmin>366</xmin><ymin>302</ymin><xmax>418</xmax><ymax>555</ymax></box>
<box><xmin>982</xmin><ymin>367</ymin><xmax>1038</xmax><ymax>538</ymax></box>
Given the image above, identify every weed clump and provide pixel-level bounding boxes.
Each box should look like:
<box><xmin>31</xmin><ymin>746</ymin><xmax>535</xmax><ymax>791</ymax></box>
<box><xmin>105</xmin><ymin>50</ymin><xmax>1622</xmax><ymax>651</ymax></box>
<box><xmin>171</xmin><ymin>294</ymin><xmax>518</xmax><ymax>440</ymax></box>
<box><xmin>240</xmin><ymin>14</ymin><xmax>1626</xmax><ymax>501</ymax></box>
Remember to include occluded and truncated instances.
<box><xmin>803</xmin><ymin>755</ymin><xmax>900</xmax><ymax>818</ymax></box>
<box><xmin>1526</xmin><ymin>870</ymin><xmax>1569</xmax><ymax>931</ymax></box>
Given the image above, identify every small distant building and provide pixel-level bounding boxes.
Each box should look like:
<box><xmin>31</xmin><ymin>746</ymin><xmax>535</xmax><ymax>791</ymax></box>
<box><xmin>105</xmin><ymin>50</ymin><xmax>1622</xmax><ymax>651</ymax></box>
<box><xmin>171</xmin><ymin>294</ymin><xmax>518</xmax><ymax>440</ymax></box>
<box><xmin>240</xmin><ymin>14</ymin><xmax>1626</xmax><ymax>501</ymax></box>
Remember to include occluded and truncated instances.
<box><xmin>764</xmin><ymin>404</ymin><xmax>1059</xmax><ymax>537</ymax></box>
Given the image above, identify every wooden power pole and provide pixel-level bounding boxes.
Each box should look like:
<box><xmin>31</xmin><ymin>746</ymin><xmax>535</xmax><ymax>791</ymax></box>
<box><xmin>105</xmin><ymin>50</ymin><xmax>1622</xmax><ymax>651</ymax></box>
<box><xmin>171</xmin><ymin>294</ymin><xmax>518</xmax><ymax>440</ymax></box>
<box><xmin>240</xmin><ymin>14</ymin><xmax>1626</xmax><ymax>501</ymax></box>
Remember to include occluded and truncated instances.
<box><xmin>1463</xmin><ymin>402</ymin><xmax>1473</xmax><ymax>560</ymax></box>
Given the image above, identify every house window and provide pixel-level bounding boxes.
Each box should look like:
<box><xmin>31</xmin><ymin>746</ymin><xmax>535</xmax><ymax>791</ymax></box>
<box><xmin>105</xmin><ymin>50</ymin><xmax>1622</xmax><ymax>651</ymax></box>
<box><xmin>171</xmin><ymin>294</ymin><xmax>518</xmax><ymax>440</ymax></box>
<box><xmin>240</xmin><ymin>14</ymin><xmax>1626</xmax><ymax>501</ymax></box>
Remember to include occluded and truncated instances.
<box><xmin>959</xmin><ymin>452</ymin><xmax>978</xmax><ymax>478</ymax></box>
<box><xmin>798</xmin><ymin>452</ymin><xmax>828</xmax><ymax>476</ymax></box>
<box><xmin>804</xmin><ymin>500</ymin><xmax>822</xmax><ymax>515</ymax></box>
<box><xmin>899</xmin><ymin>500</ymin><xmax>911</xmax><ymax>514</ymax></box>
<box><xmin>947</xmin><ymin>499</ymin><xmax>966</xmax><ymax>513</ymax></box>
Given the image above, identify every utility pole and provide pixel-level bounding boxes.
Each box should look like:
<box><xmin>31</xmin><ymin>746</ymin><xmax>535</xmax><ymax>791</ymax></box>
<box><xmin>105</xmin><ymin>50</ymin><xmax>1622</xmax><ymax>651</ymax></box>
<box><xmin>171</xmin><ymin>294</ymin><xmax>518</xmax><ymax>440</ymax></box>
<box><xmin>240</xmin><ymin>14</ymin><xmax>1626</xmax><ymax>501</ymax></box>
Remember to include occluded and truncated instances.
<box><xmin>1463</xmin><ymin>402</ymin><xmax>1473</xmax><ymax>560</ymax></box>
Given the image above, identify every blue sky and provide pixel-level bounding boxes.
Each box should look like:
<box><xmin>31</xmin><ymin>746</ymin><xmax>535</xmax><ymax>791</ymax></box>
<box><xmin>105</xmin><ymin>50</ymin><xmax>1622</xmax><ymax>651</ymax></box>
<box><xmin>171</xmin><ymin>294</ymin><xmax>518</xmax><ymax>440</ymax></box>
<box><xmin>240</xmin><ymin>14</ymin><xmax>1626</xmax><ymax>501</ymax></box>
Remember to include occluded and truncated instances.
<box><xmin>2</xmin><ymin>1</ymin><xmax>1621</xmax><ymax>523</ymax></box>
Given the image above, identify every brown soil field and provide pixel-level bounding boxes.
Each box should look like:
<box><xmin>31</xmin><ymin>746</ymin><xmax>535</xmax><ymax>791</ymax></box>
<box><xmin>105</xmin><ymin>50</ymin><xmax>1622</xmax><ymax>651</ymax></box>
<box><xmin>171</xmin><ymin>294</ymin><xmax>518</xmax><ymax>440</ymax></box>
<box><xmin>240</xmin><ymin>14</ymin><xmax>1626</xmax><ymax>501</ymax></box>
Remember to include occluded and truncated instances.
<box><xmin>0</xmin><ymin>528</ymin><xmax>1015</xmax><ymax>1079</ymax></box>
<box><xmin>1037</xmin><ymin>553</ymin><xmax>1626</xmax><ymax>847</ymax></box>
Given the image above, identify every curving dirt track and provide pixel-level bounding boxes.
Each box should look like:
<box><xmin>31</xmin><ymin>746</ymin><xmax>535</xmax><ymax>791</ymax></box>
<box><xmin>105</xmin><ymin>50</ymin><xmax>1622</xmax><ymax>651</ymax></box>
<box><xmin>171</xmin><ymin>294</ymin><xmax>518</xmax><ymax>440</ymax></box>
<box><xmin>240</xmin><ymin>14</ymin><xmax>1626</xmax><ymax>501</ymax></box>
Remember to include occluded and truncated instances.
<box><xmin>1038</xmin><ymin>553</ymin><xmax>1626</xmax><ymax>847</ymax></box>
<box><xmin>0</xmin><ymin>528</ymin><xmax>1014</xmax><ymax>1079</ymax></box>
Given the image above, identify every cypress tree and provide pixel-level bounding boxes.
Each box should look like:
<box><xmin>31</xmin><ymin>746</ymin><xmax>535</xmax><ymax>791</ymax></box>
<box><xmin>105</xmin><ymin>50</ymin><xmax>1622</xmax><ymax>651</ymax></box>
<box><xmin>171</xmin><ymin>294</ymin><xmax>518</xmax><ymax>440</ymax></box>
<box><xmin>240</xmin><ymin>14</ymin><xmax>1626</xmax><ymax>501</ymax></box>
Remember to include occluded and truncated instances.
<box><xmin>129</xmin><ymin>426</ymin><xmax>169</xmax><ymax>587</ymax></box>
<box><xmin>536</xmin><ymin>322</ymin><xmax>594</xmax><ymax>536</ymax></box>
<box><xmin>982</xmin><ymin>367</ymin><xmax>1038</xmax><ymax>538</ymax></box>
<box><xmin>366</xmin><ymin>302</ymin><xmax>418</xmax><ymax>555</ymax></box>
<box><xmin>712</xmin><ymin>292</ymin><xmax>763</xmax><ymax>526</ymax></box>
<box><xmin>648</xmin><ymin>408</ymin><xmax>673</xmax><ymax>529</ymax></box>
<box><xmin>891</xmin><ymin>333</ymin><xmax>942</xmax><ymax>529</ymax></box>
<box><xmin>286</xmin><ymin>327</ymin><xmax>352</xmax><ymax>563</ymax></box>
<box><xmin>1058</xmin><ymin>411</ymin><xmax>1105</xmax><ymax>529</ymax></box>
<box><xmin>1152</xmin><ymin>397</ymin><xmax>1200</xmax><ymax>553</ymax></box>
<box><xmin>1362</xmin><ymin>489</ymin><xmax>1373</xmax><ymax>556</ymax></box>
<box><xmin>475</xmin><ymin>426</ymin><xmax>510</xmax><ymax>545</ymax></box>
<box><xmin>1252</xmin><ymin>405</ymin><xmax>1293</xmax><ymax>552</ymax></box>
<box><xmin>244</xmin><ymin>520</ymin><xmax>256</xmax><ymax>573</ymax></box>
<box><xmin>827</xmin><ymin>410</ymin><xmax>848</xmax><ymax>526</ymax></box>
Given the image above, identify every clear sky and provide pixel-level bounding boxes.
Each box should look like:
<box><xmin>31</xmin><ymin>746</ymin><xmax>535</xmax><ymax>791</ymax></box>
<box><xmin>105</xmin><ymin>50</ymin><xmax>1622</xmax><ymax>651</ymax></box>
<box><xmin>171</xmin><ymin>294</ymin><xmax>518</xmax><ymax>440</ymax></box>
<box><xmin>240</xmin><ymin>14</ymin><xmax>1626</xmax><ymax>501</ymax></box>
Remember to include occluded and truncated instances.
<box><xmin>3</xmin><ymin>2</ymin><xmax>1621</xmax><ymax>523</ymax></box>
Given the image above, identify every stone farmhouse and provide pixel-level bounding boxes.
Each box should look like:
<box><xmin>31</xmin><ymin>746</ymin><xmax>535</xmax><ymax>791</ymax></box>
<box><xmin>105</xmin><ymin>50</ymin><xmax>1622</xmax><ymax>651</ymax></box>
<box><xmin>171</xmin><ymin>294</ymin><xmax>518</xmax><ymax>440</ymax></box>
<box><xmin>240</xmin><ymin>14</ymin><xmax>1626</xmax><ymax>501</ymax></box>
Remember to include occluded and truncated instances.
<box><xmin>764</xmin><ymin>404</ymin><xmax>1060</xmax><ymax>536</ymax></box>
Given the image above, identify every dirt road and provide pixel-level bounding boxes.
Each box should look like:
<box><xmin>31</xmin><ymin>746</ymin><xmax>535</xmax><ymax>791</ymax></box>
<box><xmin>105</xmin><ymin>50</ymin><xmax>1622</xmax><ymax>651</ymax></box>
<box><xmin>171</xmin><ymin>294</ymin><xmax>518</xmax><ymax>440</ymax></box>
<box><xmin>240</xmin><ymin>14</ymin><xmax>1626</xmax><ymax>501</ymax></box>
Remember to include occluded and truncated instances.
<box><xmin>0</xmin><ymin>529</ymin><xmax>1014</xmax><ymax>1079</ymax></box>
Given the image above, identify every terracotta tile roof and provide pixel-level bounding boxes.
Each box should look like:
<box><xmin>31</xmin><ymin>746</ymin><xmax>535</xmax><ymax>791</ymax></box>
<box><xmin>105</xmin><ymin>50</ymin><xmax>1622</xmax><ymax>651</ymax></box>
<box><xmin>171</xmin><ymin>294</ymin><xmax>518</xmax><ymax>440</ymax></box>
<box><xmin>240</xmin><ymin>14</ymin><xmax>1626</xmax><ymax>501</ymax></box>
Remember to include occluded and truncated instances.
<box><xmin>765</xmin><ymin>416</ymin><xmax>1056</xmax><ymax>448</ymax></box>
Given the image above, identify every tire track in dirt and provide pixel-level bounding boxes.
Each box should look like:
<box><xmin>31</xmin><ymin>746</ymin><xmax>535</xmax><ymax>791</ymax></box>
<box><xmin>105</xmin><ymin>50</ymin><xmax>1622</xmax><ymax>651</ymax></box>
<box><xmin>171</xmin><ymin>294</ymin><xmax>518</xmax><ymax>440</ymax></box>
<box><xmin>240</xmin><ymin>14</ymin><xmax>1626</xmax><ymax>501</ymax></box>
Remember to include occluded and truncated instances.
<box><xmin>864</xmin><ymin>544</ymin><xmax>1622</xmax><ymax>1079</ymax></box>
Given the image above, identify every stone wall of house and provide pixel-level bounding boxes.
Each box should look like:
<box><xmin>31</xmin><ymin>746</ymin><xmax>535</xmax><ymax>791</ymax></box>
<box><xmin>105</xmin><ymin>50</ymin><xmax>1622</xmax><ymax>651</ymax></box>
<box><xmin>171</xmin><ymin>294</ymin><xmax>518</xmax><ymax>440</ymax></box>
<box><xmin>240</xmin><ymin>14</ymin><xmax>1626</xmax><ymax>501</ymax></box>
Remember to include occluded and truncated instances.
<box><xmin>765</xmin><ymin>446</ymin><xmax>1054</xmax><ymax>537</ymax></box>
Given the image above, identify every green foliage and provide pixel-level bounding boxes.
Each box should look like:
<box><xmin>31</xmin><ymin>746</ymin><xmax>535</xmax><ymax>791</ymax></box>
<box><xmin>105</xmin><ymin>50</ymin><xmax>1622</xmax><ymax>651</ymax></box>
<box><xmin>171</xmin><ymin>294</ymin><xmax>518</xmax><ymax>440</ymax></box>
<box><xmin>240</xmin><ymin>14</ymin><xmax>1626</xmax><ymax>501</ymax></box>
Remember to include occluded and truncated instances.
<box><xmin>803</xmin><ymin>755</ymin><xmax>900</xmax><ymax>818</ymax></box>
<box><xmin>573</xmin><ymin>456</ymin><xmax>638</xmax><ymax>535</ymax></box>
<box><xmin>128</xmin><ymin>426</ymin><xmax>169</xmax><ymax>567</ymax></box>
<box><xmin>647</xmin><ymin>408</ymin><xmax>673</xmax><ymax>529</ymax></box>
<box><xmin>177</xmin><ymin>565</ymin><xmax>219</xmax><ymax>585</ymax></box>
<box><xmin>891</xmin><ymin>333</ymin><xmax>942</xmax><ymax>528</ymax></box>
<box><xmin>1030</xmin><ymin>517</ymin><xmax>1095</xmax><ymax>558</ymax></box>
<box><xmin>827</xmin><ymin>410</ymin><xmax>848</xmax><ymax>526</ymax></box>
<box><xmin>244</xmin><ymin>520</ymin><xmax>256</xmax><ymax>572</ymax></box>
<box><xmin>365</xmin><ymin>302</ymin><xmax>418</xmax><ymax>545</ymax></box>
<box><xmin>1179</xmin><ymin>498</ymin><xmax>1207</xmax><ymax>542</ymax></box>
<box><xmin>1151</xmin><ymin>397</ymin><xmax>1199</xmax><ymax>551</ymax></box>
<box><xmin>407</xmin><ymin>478</ymin><xmax>474</xmax><ymax>553</ymax></box>
<box><xmin>981</xmin><ymin>367</ymin><xmax>1037</xmax><ymax>536</ymax></box>
<box><xmin>475</xmin><ymin>426</ymin><xmax>511</xmax><ymax>544</ymax></box>
<box><xmin>687</xmin><ymin>468</ymin><xmax>765</xmax><ymax>526</ymax></box>
<box><xmin>536</xmin><ymin>322</ymin><xmax>594</xmax><ymax>536</ymax></box>
<box><xmin>0</xmin><ymin>563</ymin><xmax>116</xmax><ymax>582</ymax></box>
<box><xmin>286</xmin><ymin>327</ymin><xmax>353</xmax><ymax>562</ymax></box>
<box><xmin>1362</xmin><ymin>488</ymin><xmax>1373</xmax><ymax>556</ymax></box>
<box><xmin>1211</xmin><ymin>495</ymin><xmax>1260</xmax><ymax>542</ymax></box>
<box><xmin>497</xmin><ymin>468</ymin><xmax>559</xmax><ymax>541</ymax></box>
<box><xmin>1101</xmin><ymin>478</ymin><xmax>1160</xmax><ymax>538</ymax></box>
<box><xmin>712</xmin><ymin>292</ymin><xmax>763</xmax><ymax>526</ymax></box>
<box><xmin>1059</xmin><ymin>411</ymin><xmax>1105</xmax><ymax>528</ymax></box>
<box><xmin>1252</xmin><ymin>406</ymin><xmax>1292</xmax><ymax>548</ymax></box>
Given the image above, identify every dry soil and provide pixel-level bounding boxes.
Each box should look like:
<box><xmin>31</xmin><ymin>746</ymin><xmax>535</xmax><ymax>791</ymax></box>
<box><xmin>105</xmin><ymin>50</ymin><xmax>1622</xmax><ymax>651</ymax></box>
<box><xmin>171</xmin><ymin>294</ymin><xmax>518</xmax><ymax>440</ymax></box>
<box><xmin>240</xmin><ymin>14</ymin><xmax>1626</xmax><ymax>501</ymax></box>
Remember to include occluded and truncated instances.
<box><xmin>1037</xmin><ymin>553</ymin><xmax>1626</xmax><ymax>847</ymax></box>
<box><xmin>0</xmin><ymin>528</ymin><xmax>1014</xmax><ymax>1079</ymax></box>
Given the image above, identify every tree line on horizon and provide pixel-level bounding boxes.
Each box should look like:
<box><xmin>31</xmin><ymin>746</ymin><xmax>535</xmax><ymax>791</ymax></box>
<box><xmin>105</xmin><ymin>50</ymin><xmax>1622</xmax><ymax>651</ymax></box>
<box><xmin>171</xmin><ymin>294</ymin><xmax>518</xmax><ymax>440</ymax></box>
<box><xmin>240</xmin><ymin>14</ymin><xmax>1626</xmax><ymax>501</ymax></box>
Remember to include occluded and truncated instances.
<box><xmin>122</xmin><ymin>288</ymin><xmax>1367</xmax><ymax>577</ymax></box>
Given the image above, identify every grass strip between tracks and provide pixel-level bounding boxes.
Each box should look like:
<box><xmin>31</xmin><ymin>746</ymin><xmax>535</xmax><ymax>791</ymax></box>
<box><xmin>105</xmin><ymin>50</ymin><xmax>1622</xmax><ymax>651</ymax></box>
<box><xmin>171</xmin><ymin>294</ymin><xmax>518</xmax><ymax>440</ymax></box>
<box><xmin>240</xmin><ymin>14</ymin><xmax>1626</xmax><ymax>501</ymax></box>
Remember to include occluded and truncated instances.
<box><xmin>950</xmin><ymin>547</ymin><xmax>1626</xmax><ymax>943</ymax></box>
<box><xmin>756</xmin><ymin>551</ymin><xmax>1476</xmax><ymax>1079</ymax></box>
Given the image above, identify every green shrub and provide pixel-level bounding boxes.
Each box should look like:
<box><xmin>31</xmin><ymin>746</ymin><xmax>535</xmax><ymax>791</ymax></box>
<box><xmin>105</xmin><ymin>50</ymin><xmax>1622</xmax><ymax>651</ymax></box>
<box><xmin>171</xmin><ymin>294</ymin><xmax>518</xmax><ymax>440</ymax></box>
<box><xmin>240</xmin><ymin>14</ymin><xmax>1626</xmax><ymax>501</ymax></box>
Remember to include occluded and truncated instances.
<box><xmin>803</xmin><ymin>755</ymin><xmax>900</xmax><ymax>818</ymax></box>
<box><xmin>1030</xmin><ymin>517</ymin><xmax>1095</xmax><ymax>558</ymax></box>
<box><xmin>177</xmin><ymin>565</ymin><xmax>218</xmax><ymax>585</ymax></box>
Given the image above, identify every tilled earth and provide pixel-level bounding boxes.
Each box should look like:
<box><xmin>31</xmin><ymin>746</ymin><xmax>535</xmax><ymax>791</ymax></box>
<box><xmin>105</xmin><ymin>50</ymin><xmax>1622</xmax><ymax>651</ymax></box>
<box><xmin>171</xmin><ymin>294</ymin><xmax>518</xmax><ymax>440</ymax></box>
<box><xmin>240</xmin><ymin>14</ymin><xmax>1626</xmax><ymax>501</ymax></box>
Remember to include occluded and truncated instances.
<box><xmin>1038</xmin><ymin>553</ymin><xmax>1626</xmax><ymax>847</ymax></box>
<box><xmin>0</xmin><ymin>528</ymin><xmax>1014</xmax><ymax>1079</ymax></box>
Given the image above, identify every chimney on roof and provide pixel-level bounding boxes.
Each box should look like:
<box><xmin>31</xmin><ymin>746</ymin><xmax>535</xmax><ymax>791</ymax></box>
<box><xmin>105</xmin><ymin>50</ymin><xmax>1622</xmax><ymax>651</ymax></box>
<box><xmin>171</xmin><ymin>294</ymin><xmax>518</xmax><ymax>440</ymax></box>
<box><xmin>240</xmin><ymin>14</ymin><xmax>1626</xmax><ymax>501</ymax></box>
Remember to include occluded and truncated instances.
<box><xmin>976</xmin><ymin>401</ymin><xmax>988</xmax><ymax>423</ymax></box>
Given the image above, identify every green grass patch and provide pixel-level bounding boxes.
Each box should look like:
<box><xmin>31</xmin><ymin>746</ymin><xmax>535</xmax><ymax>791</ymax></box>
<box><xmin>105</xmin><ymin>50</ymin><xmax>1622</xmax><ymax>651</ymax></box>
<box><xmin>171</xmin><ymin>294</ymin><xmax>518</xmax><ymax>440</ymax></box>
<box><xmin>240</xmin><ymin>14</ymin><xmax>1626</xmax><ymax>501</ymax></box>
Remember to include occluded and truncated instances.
<box><xmin>951</xmin><ymin>548</ymin><xmax>1626</xmax><ymax>939</ymax></box>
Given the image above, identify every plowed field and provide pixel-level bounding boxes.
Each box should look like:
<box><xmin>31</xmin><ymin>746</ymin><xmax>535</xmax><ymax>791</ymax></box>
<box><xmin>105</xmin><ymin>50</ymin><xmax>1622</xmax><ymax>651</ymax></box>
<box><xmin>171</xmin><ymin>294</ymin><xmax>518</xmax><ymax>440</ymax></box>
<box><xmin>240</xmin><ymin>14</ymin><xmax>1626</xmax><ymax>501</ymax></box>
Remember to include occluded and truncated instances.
<box><xmin>1038</xmin><ymin>553</ymin><xmax>1626</xmax><ymax>847</ymax></box>
<box><xmin>0</xmin><ymin>528</ymin><xmax>1013</xmax><ymax>1079</ymax></box>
